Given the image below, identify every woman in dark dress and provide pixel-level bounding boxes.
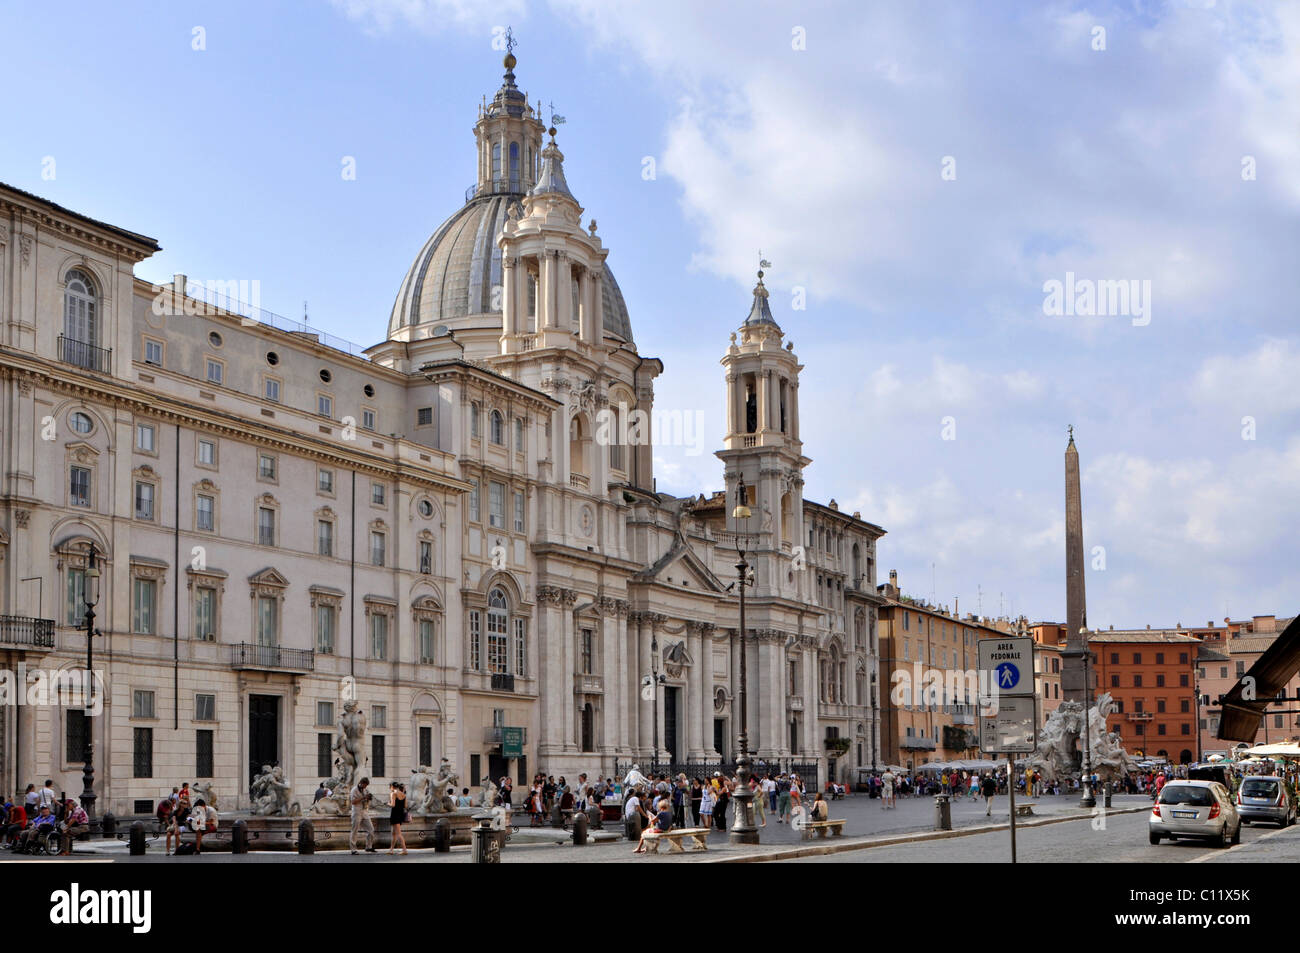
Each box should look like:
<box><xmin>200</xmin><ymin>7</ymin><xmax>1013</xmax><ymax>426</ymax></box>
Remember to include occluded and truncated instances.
<box><xmin>388</xmin><ymin>781</ymin><xmax>408</xmax><ymax>855</ymax></box>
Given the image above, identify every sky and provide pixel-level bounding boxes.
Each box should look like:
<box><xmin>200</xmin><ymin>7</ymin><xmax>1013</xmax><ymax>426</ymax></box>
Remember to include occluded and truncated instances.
<box><xmin>2</xmin><ymin>0</ymin><xmax>1297</xmax><ymax>629</ymax></box>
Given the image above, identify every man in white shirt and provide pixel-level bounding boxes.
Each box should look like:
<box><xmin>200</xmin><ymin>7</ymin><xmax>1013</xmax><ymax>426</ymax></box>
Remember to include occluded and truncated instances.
<box><xmin>38</xmin><ymin>781</ymin><xmax>57</xmax><ymax>813</ymax></box>
<box><xmin>349</xmin><ymin>778</ymin><xmax>375</xmax><ymax>854</ymax></box>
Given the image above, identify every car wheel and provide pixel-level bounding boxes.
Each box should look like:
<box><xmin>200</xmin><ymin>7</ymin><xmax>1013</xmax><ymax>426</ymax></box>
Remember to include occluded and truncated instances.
<box><xmin>1219</xmin><ymin>824</ymin><xmax>1233</xmax><ymax>848</ymax></box>
<box><xmin>1149</xmin><ymin>832</ymin><xmax>1161</xmax><ymax>845</ymax></box>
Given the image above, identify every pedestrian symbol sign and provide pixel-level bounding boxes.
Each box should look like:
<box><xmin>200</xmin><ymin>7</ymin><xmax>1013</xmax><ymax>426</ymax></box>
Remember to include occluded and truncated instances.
<box><xmin>996</xmin><ymin>662</ymin><xmax>1020</xmax><ymax>690</ymax></box>
<box><xmin>977</xmin><ymin>636</ymin><xmax>1035</xmax><ymax>699</ymax></box>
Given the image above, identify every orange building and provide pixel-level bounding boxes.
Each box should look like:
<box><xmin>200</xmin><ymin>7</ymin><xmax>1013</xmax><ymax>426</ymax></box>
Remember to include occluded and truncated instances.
<box><xmin>1028</xmin><ymin>622</ymin><xmax>1066</xmax><ymax>716</ymax></box>
<box><xmin>1197</xmin><ymin>615</ymin><xmax>1300</xmax><ymax>756</ymax></box>
<box><xmin>1091</xmin><ymin>630</ymin><xmax>1200</xmax><ymax>764</ymax></box>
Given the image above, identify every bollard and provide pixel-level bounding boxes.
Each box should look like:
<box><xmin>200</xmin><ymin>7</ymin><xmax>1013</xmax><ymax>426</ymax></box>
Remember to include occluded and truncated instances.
<box><xmin>231</xmin><ymin>819</ymin><xmax>249</xmax><ymax>854</ymax></box>
<box><xmin>100</xmin><ymin>812</ymin><xmax>117</xmax><ymax>839</ymax></box>
<box><xmin>471</xmin><ymin>816</ymin><xmax>501</xmax><ymax>863</ymax></box>
<box><xmin>587</xmin><ymin>804</ymin><xmax>602</xmax><ymax>830</ymax></box>
<box><xmin>933</xmin><ymin>794</ymin><xmax>952</xmax><ymax>831</ymax></box>
<box><xmin>551</xmin><ymin>801</ymin><xmax>564</xmax><ymax>829</ymax></box>
<box><xmin>298</xmin><ymin>819</ymin><xmax>315</xmax><ymax>854</ymax></box>
<box><xmin>432</xmin><ymin>818</ymin><xmax>451</xmax><ymax>853</ymax></box>
<box><xmin>128</xmin><ymin>820</ymin><xmax>146</xmax><ymax>855</ymax></box>
<box><xmin>1104</xmin><ymin>784</ymin><xmax>1112</xmax><ymax>809</ymax></box>
<box><xmin>572</xmin><ymin>810</ymin><xmax>588</xmax><ymax>846</ymax></box>
<box><xmin>625</xmin><ymin>814</ymin><xmax>640</xmax><ymax>841</ymax></box>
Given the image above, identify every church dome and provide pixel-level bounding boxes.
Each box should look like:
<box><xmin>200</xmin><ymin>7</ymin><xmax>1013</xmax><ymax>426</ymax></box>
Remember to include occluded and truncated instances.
<box><xmin>386</xmin><ymin>191</ymin><xmax>633</xmax><ymax>341</ymax></box>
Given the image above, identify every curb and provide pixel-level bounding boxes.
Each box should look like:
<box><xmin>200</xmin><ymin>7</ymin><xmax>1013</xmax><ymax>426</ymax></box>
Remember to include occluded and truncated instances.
<box><xmin>705</xmin><ymin>805</ymin><xmax>1152</xmax><ymax>863</ymax></box>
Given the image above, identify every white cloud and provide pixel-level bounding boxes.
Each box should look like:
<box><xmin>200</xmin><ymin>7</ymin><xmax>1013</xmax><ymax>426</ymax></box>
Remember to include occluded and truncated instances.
<box><xmin>1192</xmin><ymin>339</ymin><xmax>1300</xmax><ymax>415</ymax></box>
<box><xmin>329</xmin><ymin>0</ymin><xmax>525</xmax><ymax>35</ymax></box>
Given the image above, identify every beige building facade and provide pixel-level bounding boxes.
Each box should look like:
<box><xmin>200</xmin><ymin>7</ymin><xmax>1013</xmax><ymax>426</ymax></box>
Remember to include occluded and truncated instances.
<box><xmin>0</xmin><ymin>54</ymin><xmax>885</xmax><ymax>813</ymax></box>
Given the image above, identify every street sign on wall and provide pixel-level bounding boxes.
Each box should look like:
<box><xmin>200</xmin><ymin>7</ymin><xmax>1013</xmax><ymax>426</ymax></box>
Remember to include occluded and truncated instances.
<box><xmin>502</xmin><ymin>727</ymin><xmax>524</xmax><ymax>758</ymax></box>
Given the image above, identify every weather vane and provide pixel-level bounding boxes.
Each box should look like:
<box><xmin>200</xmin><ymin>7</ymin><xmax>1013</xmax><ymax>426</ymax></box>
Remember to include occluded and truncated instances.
<box><xmin>505</xmin><ymin>26</ymin><xmax>516</xmax><ymax>56</ymax></box>
<box><xmin>758</xmin><ymin>251</ymin><xmax>771</xmax><ymax>276</ymax></box>
<box><xmin>548</xmin><ymin>100</ymin><xmax>566</xmax><ymax>127</ymax></box>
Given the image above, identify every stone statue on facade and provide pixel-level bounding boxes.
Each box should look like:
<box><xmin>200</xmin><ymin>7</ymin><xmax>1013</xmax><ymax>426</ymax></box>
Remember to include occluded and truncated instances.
<box><xmin>1030</xmin><ymin>692</ymin><xmax>1136</xmax><ymax>783</ymax></box>
<box><xmin>193</xmin><ymin>781</ymin><xmax>219</xmax><ymax>811</ymax></box>
<box><xmin>333</xmin><ymin>700</ymin><xmax>366</xmax><ymax>790</ymax></box>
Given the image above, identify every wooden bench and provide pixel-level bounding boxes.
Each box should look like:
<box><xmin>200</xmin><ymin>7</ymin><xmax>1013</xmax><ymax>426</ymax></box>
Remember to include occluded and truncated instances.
<box><xmin>1016</xmin><ymin>803</ymin><xmax>1036</xmax><ymax>817</ymax></box>
<box><xmin>640</xmin><ymin>827</ymin><xmax>710</xmax><ymax>854</ymax></box>
<box><xmin>802</xmin><ymin>819</ymin><xmax>847</xmax><ymax>839</ymax></box>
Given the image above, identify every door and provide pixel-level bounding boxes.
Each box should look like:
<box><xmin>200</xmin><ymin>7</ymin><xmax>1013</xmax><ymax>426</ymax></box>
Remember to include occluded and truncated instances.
<box><xmin>663</xmin><ymin>687</ymin><xmax>680</xmax><ymax>762</ymax></box>
<box><xmin>248</xmin><ymin>694</ymin><xmax>280</xmax><ymax>791</ymax></box>
<box><xmin>714</xmin><ymin>718</ymin><xmax>727</xmax><ymax>761</ymax></box>
<box><xmin>488</xmin><ymin>754</ymin><xmax>509</xmax><ymax>787</ymax></box>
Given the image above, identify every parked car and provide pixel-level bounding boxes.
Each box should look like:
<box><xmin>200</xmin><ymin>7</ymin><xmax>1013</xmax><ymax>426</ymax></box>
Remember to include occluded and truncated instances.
<box><xmin>1187</xmin><ymin>764</ymin><xmax>1236</xmax><ymax>793</ymax></box>
<box><xmin>1236</xmin><ymin>775</ymin><xmax>1296</xmax><ymax>827</ymax></box>
<box><xmin>1149</xmin><ymin>780</ymin><xmax>1240</xmax><ymax>847</ymax></box>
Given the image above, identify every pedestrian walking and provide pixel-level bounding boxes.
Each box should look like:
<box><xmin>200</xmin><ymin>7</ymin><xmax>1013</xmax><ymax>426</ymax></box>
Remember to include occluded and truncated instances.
<box><xmin>387</xmin><ymin>781</ymin><xmax>408</xmax><ymax>855</ymax></box>
<box><xmin>980</xmin><ymin>773</ymin><xmax>997</xmax><ymax>816</ymax></box>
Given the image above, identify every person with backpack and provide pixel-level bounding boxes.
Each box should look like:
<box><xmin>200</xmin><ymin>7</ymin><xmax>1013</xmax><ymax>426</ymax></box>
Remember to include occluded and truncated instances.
<box><xmin>980</xmin><ymin>773</ymin><xmax>998</xmax><ymax>816</ymax></box>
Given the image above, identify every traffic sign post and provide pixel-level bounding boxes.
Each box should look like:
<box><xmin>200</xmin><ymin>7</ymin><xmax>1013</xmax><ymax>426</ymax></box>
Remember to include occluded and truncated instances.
<box><xmin>978</xmin><ymin>635</ymin><xmax>1037</xmax><ymax>864</ymax></box>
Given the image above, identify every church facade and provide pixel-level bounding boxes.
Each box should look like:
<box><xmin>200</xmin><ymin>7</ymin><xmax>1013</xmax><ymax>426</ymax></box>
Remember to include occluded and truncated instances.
<box><xmin>0</xmin><ymin>54</ymin><xmax>884</xmax><ymax>814</ymax></box>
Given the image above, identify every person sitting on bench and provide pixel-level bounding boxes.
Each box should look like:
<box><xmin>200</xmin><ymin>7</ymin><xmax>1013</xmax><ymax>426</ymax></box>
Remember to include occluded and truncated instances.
<box><xmin>189</xmin><ymin>799</ymin><xmax>218</xmax><ymax>854</ymax></box>
<box><xmin>810</xmin><ymin>792</ymin><xmax>830</xmax><ymax>823</ymax></box>
<box><xmin>634</xmin><ymin>797</ymin><xmax>674</xmax><ymax>854</ymax></box>
<box><xmin>15</xmin><ymin>805</ymin><xmax>57</xmax><ymax>853</ymax></box>
<box><xmin>58</xmin><ymin>799</ymin><xmax>89</xmax><ymax>855</ymax></box>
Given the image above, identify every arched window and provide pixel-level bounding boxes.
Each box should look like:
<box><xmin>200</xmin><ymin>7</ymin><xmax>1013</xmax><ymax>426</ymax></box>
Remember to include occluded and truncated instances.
<box><xmin>491</xmin><ymin>143</ymin><xmax>501</xmax><ymax>185</ymax></box>
<box><xmin>490</xmin><ymin>410</ymin><xmax>504</xmax><ymax>445</ymax></box>
<box><xmin>569</xmin><ymin>415</ymin><xmax>589</xmax><ymax>478</ymax></box>
<box><xmin>852</xmin><ymin>543</ymin><xmax>862</xmax><ymax>586</ymax></box>
<box><xmin>509</xmin><ymin>142</ymin><xmax>520</xmax><ymax>191</ymax></box>
<box><xmin>487</xmin><ymin>588</ymin><xmax>509</xmax><ymax>674</ymax></box>
<box><xmin>63</xmin><ymin>269</ymin><xmax>100</xmax><ymax>369</ymax></box>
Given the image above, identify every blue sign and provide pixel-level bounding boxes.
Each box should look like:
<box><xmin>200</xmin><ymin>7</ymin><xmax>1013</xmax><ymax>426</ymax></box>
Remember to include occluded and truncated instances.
<box><xmin>995</xmin><ymin>662</ymin><xmax>1020</xmax><ymax>691</ymax></box>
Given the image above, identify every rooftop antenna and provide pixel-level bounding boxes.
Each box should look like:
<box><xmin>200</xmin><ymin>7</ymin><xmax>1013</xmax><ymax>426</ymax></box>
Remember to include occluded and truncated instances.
<box><xmin>303</xmin><ymin>300</ymin><xmax>308</xmax><ymax>323</ymax></box>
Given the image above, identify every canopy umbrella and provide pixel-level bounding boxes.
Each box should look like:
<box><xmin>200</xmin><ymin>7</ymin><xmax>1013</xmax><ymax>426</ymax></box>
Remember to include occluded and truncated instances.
<box><xmin>1240</xmin><ymin>741</ymin><xmax>1300</xmax><ymax>758</ymax></box>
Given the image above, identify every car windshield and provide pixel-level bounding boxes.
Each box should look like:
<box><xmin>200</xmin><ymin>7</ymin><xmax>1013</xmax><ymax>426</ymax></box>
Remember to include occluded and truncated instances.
<box><xmin>1241</xmin><ymin>780</ymin><xmax>1279</xmax><ymax>797</ymax></box>
<box><xmin>1159</xmin><ymin>786</ymin><xmax>1214</xmax><ymax>806</ymax></box>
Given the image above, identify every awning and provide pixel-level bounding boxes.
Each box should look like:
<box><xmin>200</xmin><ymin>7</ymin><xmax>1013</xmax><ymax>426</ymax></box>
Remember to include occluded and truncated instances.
<box><xmin>1217</xmin><ymin>614</ymin><xmax>1300</xmax><ymax>742</ymax></box>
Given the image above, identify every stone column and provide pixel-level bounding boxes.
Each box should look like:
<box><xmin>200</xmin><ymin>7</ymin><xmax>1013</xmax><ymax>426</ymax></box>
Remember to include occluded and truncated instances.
<box><xmin>500</xmin><ymin>255</ymin><xmax>518</xmax><ymax>349</ymax></box>
<box><xmin>538</xmin><ymin>589</ymin><xmax>565</xmax><ymax>760</ymax></box>
<box><xmin>699</xmin><ymin>625</ymin><xmax>715</xmax><ymax>758</ymax></box>
<box><xmin>562</xmin><ymin>589</ymin><xmax>577</xmax><ymax>751</ymax></box>
<box><xmin>540</xmin><ymin>252</ymin><xmax>556</xmax><ymax>329</ymax></box>
<box><xmin>1063</xmin><ymin>432</ymin><xmax>1088</xmax><ymax>704</ymax></box>
<box><xmin>556</xmin><ymin>253</ymin><xmax>572</xmax><ymax>331</ymax></box>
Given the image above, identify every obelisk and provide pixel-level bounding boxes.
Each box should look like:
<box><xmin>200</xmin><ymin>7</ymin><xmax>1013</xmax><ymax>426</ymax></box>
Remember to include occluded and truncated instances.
<box><xmin>1061</xmin><ymin>427</ymin><xmax>1088</xmax><ymax>704</ymax></box>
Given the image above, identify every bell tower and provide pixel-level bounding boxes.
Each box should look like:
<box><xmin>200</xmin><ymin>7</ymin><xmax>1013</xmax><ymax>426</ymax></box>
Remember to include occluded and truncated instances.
<box><xmin>716</xmin><ymin>266</ymin><xmax>810</xmax><ymax>591</ymax></box>
<box><xmin>472</xmin><ymin>43</ymin><xmax>546</xmax><ymax>198</ymax></box>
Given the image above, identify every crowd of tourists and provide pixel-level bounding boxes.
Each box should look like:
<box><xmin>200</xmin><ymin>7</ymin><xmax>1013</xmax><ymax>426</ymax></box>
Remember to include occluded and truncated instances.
<box><xmin>1</xmin><ymin>780</ymin><xmax>90</xmax><ymax>855</ymax></box>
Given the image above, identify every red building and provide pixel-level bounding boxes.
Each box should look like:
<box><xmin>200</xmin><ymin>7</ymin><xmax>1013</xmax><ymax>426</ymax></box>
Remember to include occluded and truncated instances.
<box><xmin>1091</xmin><ymin>630</ymin><xmax>1200</xmax><ymax>764</ymax></box>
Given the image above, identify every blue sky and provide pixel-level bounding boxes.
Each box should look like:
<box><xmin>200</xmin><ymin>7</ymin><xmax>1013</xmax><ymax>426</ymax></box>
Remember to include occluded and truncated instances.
<box><xmin>3</xmin><ymin>0</ymin><xmax>1297</xmax><ymax>628</ymax></box>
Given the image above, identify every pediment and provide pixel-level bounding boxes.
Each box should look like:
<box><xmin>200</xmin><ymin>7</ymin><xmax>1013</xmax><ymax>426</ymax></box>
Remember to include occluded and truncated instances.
<box><xmin>634</xmin><ymin>536</ymin><xmax>724</xmax><ymax>592</ymax></box>
<box><xmin>248</xmin><ymin>567</ymin><xmax>289</xmax><ymax>589</ymax></box>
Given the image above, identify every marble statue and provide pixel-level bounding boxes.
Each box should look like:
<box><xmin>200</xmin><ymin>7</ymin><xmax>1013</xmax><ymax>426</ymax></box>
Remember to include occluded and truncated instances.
<box><xmin>1030</xmin><ymin>692</ymin><xmax>1136</xmax><ymax>783</ymax></box>
<box><xmin>479</xmin><ymin>775</ymin><xmax>499</xmax><ymax>809</ymax></box>
<box><xmin>333</xmin><ymin>700</ymin><xmax>366</xmax><ymax>790</ymax></box>
<box><xmin>193</xmin><ymin>781</ymin><xmax>219</xmax><ymax>811</ymax></box>
<box><xmin>309</xmin><ymin>773</ymin><xmax>349</xmax><ymax>816</ymax></box>
<box><xmin>250</xmin><ymin>765</ymin><xmax>300</xmax><ymax>816</ymax></box>
<box><xmin>622</xmin><ymin>765</ymin><xmax>649</xmax><ymax>792</ymax></box>
<box><xmin>408</xmin><ymin>760</ymin><xmax>459</xmax><ymax>815</ymax></box>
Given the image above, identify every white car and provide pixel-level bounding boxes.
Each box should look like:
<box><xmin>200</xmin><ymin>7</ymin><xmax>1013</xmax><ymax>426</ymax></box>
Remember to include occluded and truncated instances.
<box><xmin>1149</xmin><ymin>780</ymin><xmax>1240</xmax><ymax>847</ymax></box>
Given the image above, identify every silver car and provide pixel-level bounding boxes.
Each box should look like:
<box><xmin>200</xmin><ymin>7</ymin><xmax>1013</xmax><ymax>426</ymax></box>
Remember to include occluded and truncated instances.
<box><xmin>1236</xmin><ymin>776</ymin><xmax>1296</xmax><ymax>827</ymax></box>
<box><xmin>1149</xmin><ymin>780</ymin><xmax>1240</xmax><ymax>847</ymax></box>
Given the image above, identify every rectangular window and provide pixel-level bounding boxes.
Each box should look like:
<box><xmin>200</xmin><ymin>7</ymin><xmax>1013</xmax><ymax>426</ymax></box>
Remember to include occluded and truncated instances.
<box><xmin>362</xmin><ymin>409</ymin><xmax>376</xmax><ymax>431</ymax></box>
<box><xmin>258</xmin><ymin>454</ymin><xmax>276</xmax><ymax>480</ymax></box>
<box><xmin>489</xmin><ymin>481</ymin><xmax>505</xmax><ymax>528</ymax></box>
<box><xmin>469</xmin><ymin>480</ymin><xmax>480</xmax><ymax>522</ymax></box>
<box><xmin>1157</xmin><ymin>723</ymin><xmax>1167</xmax><ymax>736</ymax></box>
<box><xmin>471</xmin><ymin>402</ymin><xmax>481</xmax><ymax>439</ymax></box>
<box><xmin>1111</xmin><ymin>674</ymin><xmax>1119</xmax><ymax>688</ymax></box>
<box><xmin>515</xmin><ymin>618</ymin><xmax>527</xmax><ymax>677</ymax></box>
<box><xmin>372</xmin><ymin>705</ymin><xmax>387</xmax><ymax>730</ymax></box>
<box><xmin>66</xmin><ymin>709</ymin><xmax>88</xmax><ymax>763</ymax></box>
<box><xmin>470</xmin><ymin>611</ymin><xmax>482</xmax><ymax>671</ymax></box>
<box><xmin>133</xmin><ymin>689</ymin><xmax>156</xmax><ymax>719</ymax></box>
<box><xmin>198</xmin><ymin>438</ymin><xmax>216</xmax><ymax>466</ymax></box>
<box><xmin>317</xmin><ymin>394</ymin><xmax>333</xmax><ymax>418</ymax></box>
<box><xmin>1133</xmin><ymin>653</ymin><xmax>1142</xmax><ymax>665</ymax></box>
<box><xmin>514</xmin><ymin>417</ymin><xmax>524</xmax><ymax>452</ymax></box>
<box><xmin>488</xmin><ymin>611</ymin><xmax>509</xmax><ymax>675</ymax></box>
<box><xmin>132</xmin><ymin>579</ymin><xmax>156</xmax><ymax>634</ymax></box>
<box><xmin>372</xmin><ymin>736</ymin><xmax>386</xmax><ymax>777</ymax></box>
<box><xmin>370</xmin><ymin>531</ymin><xmax>386</xmax><ymax>567</ymax></box>
<box><xmin>318</xmin><ymin>520</ymin><xmax>334</xmax><ymax>557</ymax></box>
<box><xmin>194</xmin><ymin>587</ymin><xmax>216</xmax><ymax>641</ymax></box>
<box><xmin>196</xmin><ymin>730</ymin><xmax>214</xmax><ymax>778</ymax></box>
<box><xmin>581</xmin><ymin>627</ymin><xmax>593</xmax><ymax>675</ymax></box>
<box><xmin>318</xmin><ymin>734</ymin><xmax>333</xmax><ymax>778</ymax></box>
<box><xmin>133</xmin><ymin>727</ymin><xmax>153</xmax><ymax>778</ymax></box>
<box><xmin>419</xmin><ymin>541</ymin><xmax>432</xmax><ymax>574</ymax></box>
<box><xmin>514</xmin><ymin>491</ymin><xmax>525</xmax><ymax>532</ymax></box>
<box><xmin>196</xmin><ymin>494</ymin><xmax>215</xmax><ymax>532</ymax></box>
<box><xmin>371</xmin><ymin>482</ymin><xmax>386</xmax><ymax>506</ymax></box>
<box><xmin>1179</xmin><ymin>674</ymin><xmax>1189</xmax><ymax>687</ymax></box>
<box><xmin>195</xmin><ymin>693</ymin><xmax>216</xmax><ymax>721</ymax></box>
<box><xmin>316</xmin><ymin>605</ymin><xmax>335</xmax><ymax>654</ymax></box>
<box><xmin>417</xmin><ymin>407</ymin><xmax>433</xmax><ymax>426</ymax></box>
<box><xmin>256</xmin><ymin>596</ymin><xmax>277</xmax><ymax>646</ymax></box>
<box><xmin>66</xmin><ymin>568</ymin><xmax>86</xmax><ymax>625</ymax></box>
<box><xmin>134</xmin><ymin>482</ymin><xmax>155</xmax><ymax>520</ymax></box>
<box><xmin>1155</xmin><ymin>652</ymin><xmax>1164</xmax><ymax>665</ymax></box>
<box><xmin>420</xmin><ymin>727</ymin><xmax>433</xmax><ymax>767</ymax></box>
<box><xmin>258</xmin><ymin>507</ymin><xmax>276</xmax><ymax>546</ymax></box>
<box><xmin>419</xmin><ymin>619</ymin><xmax>436</xmax><ymax>663</ymax></box>
<box><xmin>1180</xmin><ymin>699</ymin><xmax>1190</xmax><ymax>713</ymax></box>
<box><xmin>370</xmin><ymin>612</ymin><xmax>388</xmax><ymax>659</ymax></box>
<box><xmin>316</xmin><ymin>701</ymin><xmax>335</xmax><ymax>726</ymax></box>
<box><xmin>206</xmin><ymin>359</ymin><xmax>223</xmax><ymax>385</ymax></box>
<box><xmin>1156</xmin><ymin>674</ymin><xmax>1165</xmax><ymax>687</ymax></box>
<box><xmin>70</xmin><ymin>466</ymin><xmax>91</xmax><ymax>507</ymax></box>
<box><xmin>318</xmin><ymin>469</ymin><xmax>334</xmax><ymax>493</ymax></box>
<box><xmin>1182</xmin><ymin>722</ymin><xmax>1192</xmax><ymax>735</ymax></box>
<box><xmin>136</xmin><ymin>423</ymin><xmax>156</xmax><ymax>452</ymax></box>
<box><xmin>1133</xmin><ymin>674</ymin><xmax>1143</xmax><ymax>687</ymax></box>
<box><xmin>144</xmin><ymin>339</ymin><xmax>163</xmax><ymax>365</ymax></box>
<box><xmin>264</xmin><ymin>377</ymin><xmax>280</xmax><ymax>402</ymax></box>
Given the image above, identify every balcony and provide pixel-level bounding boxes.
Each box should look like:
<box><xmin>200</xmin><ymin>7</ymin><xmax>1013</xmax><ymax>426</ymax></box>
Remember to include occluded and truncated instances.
<box><xmin>952</xmin><ymin>709</ymin><xmax>976</xmax><ymax>726</ymax></box>
<box><xmin>788</xmin><ymin>695</ymin><xmax>804</xmax><ymax>712</ymax></box>
<box><xmin>58</xmin><ymin>335</ymin><xmax>112</xmax><ymax>373</ymax></box>
<box><xmin>0</xmin><ymin>616</ymin><xmax>56</xmax><ymax>650</ymax></box>
<box><xmin>483</xmin><ymin>726</ymin><xmax>527</xmax><ymax>745</ymax></box>
<box><xmin>569</xmin><ymin>473</ymin><xmax>590</xmax><ymax>489</ymax></box>
<box><xmin>576</xmin><ymin>674</ymin><xmax>603</xmax><ymax>694</ymax></box>
<box><xmin>490</xmin><ymin>673</ymin><xmax>516</xmax><ymax>693</ymax></box>
<box><xmin>901</xmin><ymin>737</ymin><xmax>937</xmax><ymax>750</ymax></box>
<box><xmin>1127</xmin><ymin>711</ymin><xmax>1154</xmax><ymax>721</ymax></box>
<box><xmin>465</xmin><ymin>178</ymin><xmax>526</xmax><ymax>203</ymax></box>
<box><xmin>230</xmin><ymin>642</ymin><xmax>314</xmax><ymax>672</ymax></box>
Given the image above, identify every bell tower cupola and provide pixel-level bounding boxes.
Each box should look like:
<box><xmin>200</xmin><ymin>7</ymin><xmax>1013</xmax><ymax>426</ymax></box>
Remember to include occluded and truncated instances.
<box><xmin>473</xmin><ymin>38</ymin><xmax>546</xmax><ymax>198</ymax></box>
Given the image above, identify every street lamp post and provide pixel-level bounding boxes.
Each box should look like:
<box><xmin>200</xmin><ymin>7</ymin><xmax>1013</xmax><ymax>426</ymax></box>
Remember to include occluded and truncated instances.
<box><xmin>729</xmin><ymin>475</ymin><xmax>759</xmax><ymax>845</ymax></box>
<box><xmin>1079</xmin><ymin>630</ymin><xmax>1096</xmax><ymax>809</ymax></box>
<box><xmin>80</xmin><ymin>544</ymin><xmax>101</xmax><ymax>819</ymax></box>
<box><xmin>643</xmin><ymin>636</ymin><xmax>667</xmax><ymax>769</ymax></box>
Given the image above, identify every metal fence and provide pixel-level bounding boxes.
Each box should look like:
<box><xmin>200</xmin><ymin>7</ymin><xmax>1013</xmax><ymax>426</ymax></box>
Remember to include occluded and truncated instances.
<box><xmin>0</xmin><ymin>615</ymin><xmax>56</xmax><ymax>649</ymax></box>
<box><xmin>616</xmin><ymin>760</ymin><xmax>820</xmax><ymax>790</ymax></box>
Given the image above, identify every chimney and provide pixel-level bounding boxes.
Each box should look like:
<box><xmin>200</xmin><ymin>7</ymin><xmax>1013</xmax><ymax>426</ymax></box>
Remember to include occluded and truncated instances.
<box><xmin>1109</xmin><ymin>624</ymin><xmax>1114</xmax><ymax>630</ymax></box>
<box><xmin>889</xmin><ymin>569</ymin><xmax>898</xmax><ymax>590</ymax></box>
<box><xmin>173</xmin><ymin>273</ymin><xmax>188</xmax><ymax>298</ymax></box>
<box><xmin>954</xmin><ymin>597</ymin><xmax>959</xmax><ymax>616</ymax></box>
<box><xmin>1146</xmin><ymin>624</ymin><xmax>1151</xmax><ymax>630</ymax></box>
<box><xmin>828</xmin><ymin>499</ymin><xmax>839</xmax><ymax>511</ymax></box>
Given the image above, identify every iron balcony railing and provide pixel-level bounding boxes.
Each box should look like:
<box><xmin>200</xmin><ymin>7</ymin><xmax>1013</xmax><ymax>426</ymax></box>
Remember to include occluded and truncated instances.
<box><xmin>230</xmin><ymin>642</ymin><xmax>315</xmax><ymax>672</ymax></box>
<box><xmin>901</xmin><ymin>737</ymin><xmax>937</xmax><ymax>750</ymax></box>
<box><xmin>0</xmin><ymin>615</ymin><xmax>56</xmax><ymax>649</ymax></box>
<box><xmin>58</xmin><ymin>336</ymin><xmax>112</xmax><ymax>373</ymax></box>
<box><xmin>490</xmin><ymin>673</ymin><xmax>516</xmax><ymax>692</ymax></box>
<box><xmin>465</xmin><ymin>178</ymin><xmax>527</xmax><ymax>203</ymax></box>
